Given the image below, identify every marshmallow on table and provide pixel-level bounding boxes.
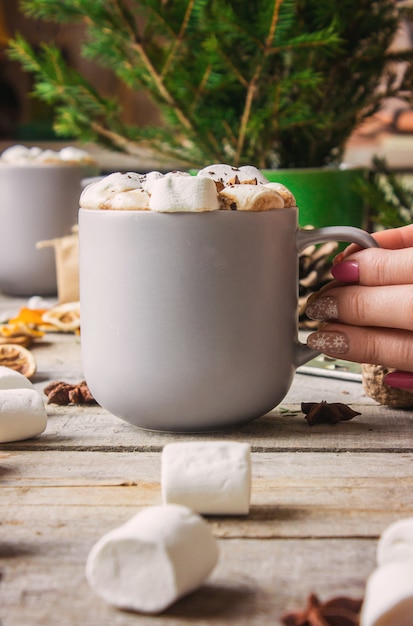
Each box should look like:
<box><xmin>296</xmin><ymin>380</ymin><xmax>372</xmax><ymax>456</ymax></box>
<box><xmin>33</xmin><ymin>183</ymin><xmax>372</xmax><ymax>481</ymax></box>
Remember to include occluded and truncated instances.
<box><xmin>86</xmin><ymin>504</ymin><xmax>219</xmax><ymax>614</ymax></box>
<box><xmin>0</xmin><ymin>388</ymin><xmax>47</xmax><ymax>443</ymax></box>
<box><xmin>218</xmin><ymin>184</ymin><xmax>284</xmax><ymax>211</ymax></box>
<box><xmin>360</xmin><ymin>517</ymin><xmax>413</xmax><ymax>626</ymax></box>
<box><xmin>149</xmin><ymin>175</ymin><xmax>219</xmax><ymax>212</ymax></box>
<box><xmin>360</xmin><ymin>560</ymin><xmax>413</xmax><ymax>626</ymax></box>
<box><xmin>377</xmin><ymin>517</ymin><xmax>413</xmax><ymax>565</ymax></box>
<box><xmin>161</xmin><ymin>441</ymin><xmax>251</xmax><ymax>515</ymax></box>
<box><xmin>0</xmin><ymin>365</ymin><xmax>34</xmax><ymax>390</ymax></box>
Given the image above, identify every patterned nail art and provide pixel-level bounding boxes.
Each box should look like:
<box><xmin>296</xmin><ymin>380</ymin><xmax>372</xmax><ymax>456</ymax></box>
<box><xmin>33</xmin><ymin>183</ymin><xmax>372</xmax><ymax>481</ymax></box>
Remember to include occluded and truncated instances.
<box><xmin>307</xmin><ymin>331</ymin><xmax>349</xmax><ymax>355</ymax></box>
<box><xmin>305</xmin><ymin>296</ymin><xmax>338</xmax><ymax>321</ymax></box>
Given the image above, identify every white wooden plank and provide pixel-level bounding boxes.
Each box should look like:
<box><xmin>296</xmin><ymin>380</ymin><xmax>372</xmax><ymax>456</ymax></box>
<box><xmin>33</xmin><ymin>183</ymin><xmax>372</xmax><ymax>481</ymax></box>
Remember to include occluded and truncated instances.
<box><xmin>2</xmin><ymin>401</ymin><xmax>412</xmax><ymax>452</ymax></box>
<box><xmin>0</xmin><ymin>532</ymin><xmax>375</xmax><ymax>626</ymax></box>
<box><xmin>2</xmin><ymin>451</ymin><xmax>412</xmax><ymax>538</ymax></box>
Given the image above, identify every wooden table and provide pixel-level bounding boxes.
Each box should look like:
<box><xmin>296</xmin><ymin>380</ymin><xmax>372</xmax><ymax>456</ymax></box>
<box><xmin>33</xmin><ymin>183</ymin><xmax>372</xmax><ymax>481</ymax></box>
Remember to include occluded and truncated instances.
<box><xmin>1</xmin><ymin>293</ymin><xmax>413</xmax><ymax>626</ymax></box>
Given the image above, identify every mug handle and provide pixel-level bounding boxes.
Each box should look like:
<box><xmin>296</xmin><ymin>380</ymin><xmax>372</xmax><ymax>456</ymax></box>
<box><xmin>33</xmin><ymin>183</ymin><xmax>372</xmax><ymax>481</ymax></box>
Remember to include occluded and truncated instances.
<box><xmin>294</xmin><ymin>226</ymin><xmax>379</xmax><ymax>367</ymax></box>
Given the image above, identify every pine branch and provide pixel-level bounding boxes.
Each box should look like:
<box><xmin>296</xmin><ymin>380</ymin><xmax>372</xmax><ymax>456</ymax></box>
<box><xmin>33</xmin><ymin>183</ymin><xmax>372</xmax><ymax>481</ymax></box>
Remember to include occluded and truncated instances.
<box><xmin>161</xmin><ymin>0</ymin><xmax>195</xmax><ymax>78</ymax></box>
<box><xmin>9</xmin><ymin>0</ymin><xmax>413</xmax><ymax>168</ymax></box>
<box><xmin>235</xmin><ymin>0</ymin><xmax>283</xmax><ymax>163</ymax></box>
<box><xmin>354</xmin><ymin>157</ymin><xmax>413</xmax><ymax>230</ymax></box>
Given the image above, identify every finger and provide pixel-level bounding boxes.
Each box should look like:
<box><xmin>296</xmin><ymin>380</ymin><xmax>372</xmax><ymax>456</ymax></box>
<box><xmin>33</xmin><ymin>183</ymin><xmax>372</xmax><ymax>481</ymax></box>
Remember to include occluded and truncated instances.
<box><xmin>331</xmin><ymin>247</ymin><xmax>413</xmax><ymax>286</ymax></box>
<box><xmin>334</xmin><ymin>224</ymin><xmax>413</xmax><ymax>263</ymax></box>
<box><xmin>305</xmin><ymin>284</ymin><xmax>413</xmax><ymax>332</ymax></box>
<box><xmin>307</xmin><ymin>323</ymin><xmax>413</xmax><ymax>372</ymax></box>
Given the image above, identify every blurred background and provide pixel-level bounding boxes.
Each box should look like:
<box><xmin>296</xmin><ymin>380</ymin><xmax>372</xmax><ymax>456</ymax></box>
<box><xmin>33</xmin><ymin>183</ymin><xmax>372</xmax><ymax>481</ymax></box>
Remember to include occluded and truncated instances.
<box><xmin>1</xmin><ymin>0</ymin><xmax>413</xmax><ymax>172</ymax></box>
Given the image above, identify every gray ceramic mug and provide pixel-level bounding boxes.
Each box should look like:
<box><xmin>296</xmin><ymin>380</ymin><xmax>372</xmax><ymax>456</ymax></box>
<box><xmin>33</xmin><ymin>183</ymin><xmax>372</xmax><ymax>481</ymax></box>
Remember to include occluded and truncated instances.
<box><xmin>0</xmin><ymin>164</ymin><xmax>85</xmax><ymax>296</ymax></box>
<box><xmin>79</xmin><ymin>208</ymin><xmax>378</xmax><ymax>432</ymax></box>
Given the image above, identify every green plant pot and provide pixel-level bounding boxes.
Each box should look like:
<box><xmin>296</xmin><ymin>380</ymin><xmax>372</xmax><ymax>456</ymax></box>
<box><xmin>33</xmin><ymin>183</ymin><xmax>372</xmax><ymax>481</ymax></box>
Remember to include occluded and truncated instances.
<box><xmin>262</xmin><ymin>167</ymin><xmax>367</xmax><ymax>229</ymax></box>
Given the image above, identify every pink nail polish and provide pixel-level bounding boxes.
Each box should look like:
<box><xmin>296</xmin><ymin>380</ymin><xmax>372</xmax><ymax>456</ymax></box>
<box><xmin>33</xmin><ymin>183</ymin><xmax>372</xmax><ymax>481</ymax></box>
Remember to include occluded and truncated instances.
<box><xmin>331</xmin><ymin>260</ymin><xmax>359</xmax><ymax>283</ymax></box>
<box><xmin>384</xmin><ymin>371</ymin><xmax>413</xmax><ymax>390</ymax></box>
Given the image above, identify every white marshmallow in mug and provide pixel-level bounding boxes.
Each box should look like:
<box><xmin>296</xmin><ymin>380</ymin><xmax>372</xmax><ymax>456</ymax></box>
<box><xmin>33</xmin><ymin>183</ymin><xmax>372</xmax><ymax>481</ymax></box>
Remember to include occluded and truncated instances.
<box><xmin>149</xmin><ymin>175</ymin><xmax>219</xmax><ymax>212</ymax></box>
<box><xmin>238</xmin><ymin>164</ymin><xmax>270</xmax><ymax>184</ymax></box>
<box><xmin>161</xmin><ymin>441</ymin><xmax>251</xmax><ymax>515</ymax></box>
<box><xmin>80</xmin><ymin>172</ymin><xmax>146</xmax><ymax>209</ymax></box>
<box><xmin>264</xmin><ymin>182</ymin><xmax>297</xmax><ymax>207</ymax></box>
<box><xmin>197</xmin><ymin>163</ymin><xmax>242</xmax><ymax>184</ymax></box>
<box><xmin>85</xmin><ymin>504</ymin><xmax>219</xmax><ymax>614</ymax></box>
<box><xmin>140</xmin><ymin>170</ymin><xmax>164</xmax><ymax>193</ymax></box>
<box><xmin>219</xmin><ymin>184</ymin><xmax>284</xmax><ymax>211</ymax></box>
<box><xmin>360</xmin><ymin>559</ymin><xmax>413</xmax><ymax>626</ymax></box>
<box><xmin>0</xmin><ymin>388</ymin><xmax>47</xmax><ymax>443</ymax></box>
<box><xmin>1</xmin><ymin>144</ymin><xmax>93</xmax><ymax>165</ymax></box>
<box><xmin>0</xmin><ymin>144</ymin><xmax>42</xmax><ymax>163</ymax></box>
<box><xmin>376</xmin><ymin>517</ymin><xmax>413</xmax><ymax>565</ymax></box>
<box><xmin>197</xmin><ymin>163</ymin><xmax>269</xmax><ymax>185</ymax></box>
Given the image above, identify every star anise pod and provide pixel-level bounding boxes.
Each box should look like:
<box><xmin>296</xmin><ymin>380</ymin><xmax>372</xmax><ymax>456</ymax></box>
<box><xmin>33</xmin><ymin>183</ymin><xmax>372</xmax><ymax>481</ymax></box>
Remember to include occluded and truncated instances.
<box><xmin>280</xmin><ymin>593</ymin><xmax>363</xmax><ymax>626</ymax></box>
<box><xmin>44</xmin><ymin>380</ymin><xmax>96</xmax><ymax>405</ymax></box>
<box><xmin>301</xmin><ymin>401</ymin><xmax>361</xmax><ymax>425</ymax></box>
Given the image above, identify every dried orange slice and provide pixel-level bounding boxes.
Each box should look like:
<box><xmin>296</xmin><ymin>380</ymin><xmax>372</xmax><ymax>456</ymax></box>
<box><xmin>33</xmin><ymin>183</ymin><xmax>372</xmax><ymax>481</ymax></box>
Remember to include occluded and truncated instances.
<box><xmin>9</xmin><ymin>307</ymin><xmax>49</xmax><ymax>326</ymax></box>
<box><xmin>8</xmin><ymin>307</ymin><xmax>56</xmax><ymax>332</ymax></box>
<box><xmin>0</xmin><ymin>344</ymin><xmax>36</xmax><ymax>378</ymax></box>
<box><xmin>42</xmin><ymin>302</ymin><xmax>80</xmax><ymax>332</ymax></box>
<box><xmin>0</xmin><ymin>323</ymin><xmax>44</xmax><ymax>348</ymax></box>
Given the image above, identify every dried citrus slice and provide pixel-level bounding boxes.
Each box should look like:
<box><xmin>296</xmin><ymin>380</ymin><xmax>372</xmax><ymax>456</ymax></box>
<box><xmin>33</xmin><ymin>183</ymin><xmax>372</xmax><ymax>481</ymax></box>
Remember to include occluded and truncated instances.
<box><xmin>0</xmin><ymin>323</ymin><xmax>44</xmax><ymax>348</ymax></box>
<box><xmin>0</xmin><ymin>344</ymin><xmax>36</xmax><ymax>378</ymax></box>
<box><xmin>0</xmin><ymin>335</ymin><xmax>31</xmax><ymax>348</ymax></box>
<box><xmin>9</xmin><ymin>307</ymin><xmax>50</xmax><ymax>327</ymax></box>
<box><xmin>42</xmin><ymin>302</ymin><xmax>80</xmax><ymax>332</ymax></box>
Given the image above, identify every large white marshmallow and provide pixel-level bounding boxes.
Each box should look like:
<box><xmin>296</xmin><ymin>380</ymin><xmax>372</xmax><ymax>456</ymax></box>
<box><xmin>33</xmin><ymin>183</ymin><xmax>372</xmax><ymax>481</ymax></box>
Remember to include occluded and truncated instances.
<box><xmin>0</xmin><ymin>365</ymin><xmax>34</xmax><ymax>390</ymax></box>
<box><xmin>80</xmin><ymin>172</ymin><xmax>146</xmax><ymax>209</ymax></box>
<box><xmin>0</xmin><ymin>388</ymin><xmax>47</xmax><ymax>443</ymax></box>
<box><xmin>197</xmin><ymin>163</ymin><xmax>269</xmax><ymax>185</ymax></box>
<box><xmin>58</xmin><ymin>146</ymin><xmax>94</xmax><ymax>163</ymax></box>
<box><xmin>0</xmin><ymin>144</ymin><xmax>93</xmax><ymax>165</ymax></box>
<box><xmin>140</xmin><ymin>170</ymin><xmax>164</xmax><ymax>193</ymax></box>
<box><xmin>238</xmin><ymin>165</ymin><xmax>270</xmax><ymax>184</ymax></box>
<box><xmin>219</xmin><ymin>184</ymin><xmax>284</xmax><ymax>211</ymax></box>
<box><xmin>360</xmin><ymin>560</ymin><xmax>413</xmax><ymax>626</ymax></box>
<box><xmin>162</xmin><ymin>441</ymin><xmax>251</xmax><ymax>515</ymax></box>
<box><xmin>85</xmin><ymin>504</ymin><xmax>219</xmax><ymax>614</ymax></box>
<box><xmin>149</xmin><ymin>175</ymin><xmax>219</xmax><ymax>212</ymax></box>
<box><xmin>264</xmin><ymin>182</ymin><xmax>296</xmax><ymax>207</ymax></box>
<box><xmin>1</xmin><ymin>145</ymin><xmax>42</xmax><ymax>164</ymax></box>
<box><xmin>103</xmin><ymin>188</ymin><xmax>150</xmax><ymax>210</ymax></box>
<box><xmin>377</xmin><ymin>517</ymin><xmax>413</xmax><ymax>565</ymax></box>
<box><xmin>197</xmin><ymin>163</ymin><xmax>242</xmax><ymax>184</ymax></box>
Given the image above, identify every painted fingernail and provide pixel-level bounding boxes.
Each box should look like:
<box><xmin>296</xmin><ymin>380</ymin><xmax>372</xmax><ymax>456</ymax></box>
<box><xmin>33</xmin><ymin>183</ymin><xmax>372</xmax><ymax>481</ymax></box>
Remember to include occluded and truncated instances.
<box><xmin>331</xmin><ymin>260</ymin><xmax>360</xmax><ymax>283</ymax></box>
<box><xmin>333</xmin><ymin>252</ymin><xmax>345</xmax><ymax>265</ymax></box>
<box><xmin>305</xmin><ymin>296</ymin><xmax>338</xmax><ymax>321</ymax></box>
<box><xmin>307</xmin><ymin>331</ymin><xmax>349</xmax><ymax>355</ymax></box>
<box><xmin>384</xmin><ymin>371</ymin><xmax>413</xmax><ymax>390</ymax></box>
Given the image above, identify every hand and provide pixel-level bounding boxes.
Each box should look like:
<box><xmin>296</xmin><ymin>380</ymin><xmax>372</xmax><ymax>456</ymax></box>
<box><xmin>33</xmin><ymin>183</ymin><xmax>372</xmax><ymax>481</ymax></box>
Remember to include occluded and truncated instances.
<box><xmin>305</xmin><ymin>225</ymin><xmax>413</xmax><ymax>390</ymax></box>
